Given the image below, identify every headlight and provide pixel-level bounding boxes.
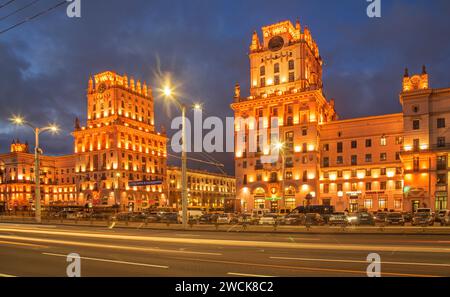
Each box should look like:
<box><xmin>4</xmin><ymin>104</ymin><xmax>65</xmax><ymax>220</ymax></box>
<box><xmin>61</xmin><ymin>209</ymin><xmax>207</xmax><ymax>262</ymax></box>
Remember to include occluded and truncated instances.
<box><xmin>347</xmin><ymin>216</ymin><xmax>357</xmax><ymax>222</ymax></box>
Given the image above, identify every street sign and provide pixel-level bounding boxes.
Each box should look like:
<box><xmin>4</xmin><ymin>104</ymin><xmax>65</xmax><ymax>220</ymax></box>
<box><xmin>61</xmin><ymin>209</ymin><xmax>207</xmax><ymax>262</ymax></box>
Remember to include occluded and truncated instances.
<box><xmin>128</xmin><ymin>180</ymin><xmax>163</xmax><ymax>187</ymax></box>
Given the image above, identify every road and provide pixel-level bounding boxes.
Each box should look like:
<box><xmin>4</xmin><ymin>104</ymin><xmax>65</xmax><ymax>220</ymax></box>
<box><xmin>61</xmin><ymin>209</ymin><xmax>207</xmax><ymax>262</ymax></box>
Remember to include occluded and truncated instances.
<box><xmin>0</xmin><ymin>223</ymin><xmax>449</xmax><ymax>277</ymax></box>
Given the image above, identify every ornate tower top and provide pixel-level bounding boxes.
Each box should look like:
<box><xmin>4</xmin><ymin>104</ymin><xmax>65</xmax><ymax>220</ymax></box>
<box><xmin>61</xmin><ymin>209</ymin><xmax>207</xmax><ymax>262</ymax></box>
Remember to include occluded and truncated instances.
<box><xmin>402</xmin><ymin>65</ymin><xmax>429</xmax><ymax>92</ymax></box>
<box><xmin>10</xmin><ymin>139</ymin><xmax>29</xmax><ymax>153</ymax></box>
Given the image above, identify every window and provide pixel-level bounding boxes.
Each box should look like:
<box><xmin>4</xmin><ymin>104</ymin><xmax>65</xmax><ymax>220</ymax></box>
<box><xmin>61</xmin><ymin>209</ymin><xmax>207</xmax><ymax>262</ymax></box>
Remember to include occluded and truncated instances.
<box><xmin>274</xmin><ymin>75</ymin><xmax>280</xmax><ymax>85</ymax></box>
<box><xmin>364</xmin><ymin>199</ymin><xmax>373</xmax><ymax>209</ymax></box>
<box><xmin>395</xmin><ymin>136</ymin><xmax>403</xmax><ymax>145</ymax></box>
<box><xmin>394</xmin><ymin>199</ymin><xmax>402</xmax><ymax>209</ymax></box>
<box><xmin>260</xmin><ymin>66</ymin><xmax>265</xmax><ymax>76</ymax></box>
<box><xmin>438</xmin><ymin>137</ymin><xmax>446</xmax><ymax>148</ymax></box>
<box><xmin>437</xmin><ymin>156</ymin><xmax>447</xmax><ymax>170</ymax></box>
<box><xmin>337</xmin><ymin>142</ymin><xmax>343</xmax><ymax>153</ymax></box>
<box><xmin>302</xmin><ymin>127</ymin><xmax>307</xmax><ymax>136</ymax></box>
<box><xmin>412</xmin><ymin>105</ymin><xmax>419</xmax><ymax>113</ymax></box>
<box><xmin>380</xmin><ymin>168</ymin><xmax>386</xmax><ymax>176</ymax></box>
<box><xmin>366</xmin><ymin>182</ymin><xmax>372</xmax><ymax>191</ymax></box>
<box><xmin>380</xmin><ymin>182</ymin><xmax>387</xmax><ymax>190</ymax></box>
<box><xmin>274</xmin><ymin>63</ymin><xmax>280</xmax><ymax>73</ymax></box>
<box><xmin>366</xmin><ymin>169</ymin><xmax>372</xmax><ymax>176</ymax></box>
<box><xmin>351</xmin><ymin>140</ymin><xmax>357</xmax><ymax>149</ymax></box>
<box><xmin>323</xmin><ymin>144</ymin><xmax>329</xmax><ymax>152</ymax></box>
<box><xmin>413</xmin><ymin>119</ymin><xmax>420</xmax><ymax>130</ymax></box>
<box><xmin>395</xmin><ymin>152</ymin><xmax>401</xmax><ymax>160</ymax></box>
<box><xmin>242</xmin><ymin>161</ymin><xmax>247</xmax><ymax>169</ymax></box>
<box><xmin>336</xmin><ymin>156</ymin><xmax>343</xmax><ymax>164</ymax></box>
<box><xmin>243</xmin><ymin>175</ymin><xmax>247</xmax><ymax>185</ymax></box>
<box><xmin>323</xmin><ymin>157</ymin><xmax>329</xmax><ymax>168</ymax></box>
<box><xmin>285</xmin><ymin>171</ymin><xmax>293</xmax><ymax>180</ymax></box>
<box><xmin>380</xmin><ymin>153</ymin><xmax>387</xmax><ymax>161</ymax></box>
<box><xmin>337</xmin><ymin>183</ymin><xmax>343</xmax><ymax>191</ymax></box>
<box><xmin>395</xmin><ymin>181</ymin><xmax>403</xmax><ymax>190</ymax></box>
<box><xmin>365</xmin><ymin>154</ymin><xmax>372</xmax><ymax>162</ymax></box>
<box><xmin>260</xmin><ymin>77</ymin><xmax>265</xmax><ymax>87</ymax></box>
<box><xmin>365</xmin><ymin>139</ymin><xmax>372</xmax><ymax>147</ymax></box>
<box><xmin>380</xmin><ymin>136</ymin><xmax>387</xmax><ymax>146</ymax></box>
<box><xmin>437</xmin><ymin>118</ymin><xmax>446</xmax><ymax>128</ymax></box>
<box><xmin>351</xmin><ymin>155</ymin><xmax>357</xmax><ymax>166</ymax></box>
<box><xmin>289</xmin><ymin>72</ymin><xmax>295</xmax><ymax>82</ymax></box>
<box><xmin>288</xmin><ymin>60</ymin><xmax>294</xmax><ymax>70</ymax></box>
<box><xmin>378</xmin><ymin>198</ymin><xmax>387</xmax><ymax>209</ymax></box>
<box><xmin>323</xmin><ymin>184</ymin><xmax>329</xmax><ymax>194</ymax></box>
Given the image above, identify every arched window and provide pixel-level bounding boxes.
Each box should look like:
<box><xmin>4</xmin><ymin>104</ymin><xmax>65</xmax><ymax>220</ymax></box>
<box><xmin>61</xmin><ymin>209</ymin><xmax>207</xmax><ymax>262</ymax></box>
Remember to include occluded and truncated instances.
<box><xmin>260</xmin><ymin>66</ymin><xmax>265</xmax><ymax>76</ymax></box>
<box><xmin>274</xmin><ymin>63</ymin><xmax>280</xmax><ymax>73</ymax></box>
<box><xmin>288</xmin><ymin>60</ymin><xmax>295</xmax><ymax>70</ymax></box>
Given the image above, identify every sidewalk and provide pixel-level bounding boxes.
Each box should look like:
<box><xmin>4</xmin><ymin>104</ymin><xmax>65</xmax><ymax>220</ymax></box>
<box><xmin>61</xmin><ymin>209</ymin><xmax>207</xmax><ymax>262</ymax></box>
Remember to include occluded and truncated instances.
<box><xmin>1</xmin><ymin>216</ymin><xmax>450</xmax><ymax>235</ymax></box>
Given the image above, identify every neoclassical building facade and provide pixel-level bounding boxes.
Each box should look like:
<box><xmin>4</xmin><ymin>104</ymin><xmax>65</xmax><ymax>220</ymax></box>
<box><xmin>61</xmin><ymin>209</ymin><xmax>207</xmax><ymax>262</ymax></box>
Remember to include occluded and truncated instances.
<box><xmin>1</xmin><ymin>71</ymin><xmax>168</xmax><ymax>212</ymax></box>
<box><xmin>232</xmin><ymin>20</ymin><xmax>450</xmax><ymax>213</ymax></box>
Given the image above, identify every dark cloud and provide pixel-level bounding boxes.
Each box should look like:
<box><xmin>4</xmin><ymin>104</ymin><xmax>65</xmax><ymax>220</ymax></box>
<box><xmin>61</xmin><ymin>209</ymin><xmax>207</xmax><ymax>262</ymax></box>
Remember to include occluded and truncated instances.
<box><xmin>0</xmin><ymin>0</ymin><xmax>449</xmax><ymax>174</ymax></box>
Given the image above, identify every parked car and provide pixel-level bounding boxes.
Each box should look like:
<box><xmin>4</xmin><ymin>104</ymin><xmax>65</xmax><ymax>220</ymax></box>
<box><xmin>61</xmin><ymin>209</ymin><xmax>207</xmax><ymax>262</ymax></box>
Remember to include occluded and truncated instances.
<box><xmin>436</xmin><ymin>210</ymin><xmax>449</xmax><ymax>223</ymax></box>
<box><xmin>304</xmin><ymin>213</ymin><xmax>325</xmax><ymax>226</ymax></box>
<box><xmin>216</xmin><ymin>213</ymin><xmax>233</xmax><ymax>224</ymax></box>
<box><xmin>402</xmin><ymin>212</ymin><xmax>413</xmax><ymax>223</ymax></box>
<box><xmin>374</xmin><ymin>212</ymin><xmax>388</xmax><ymax>224</ymax></box>
<box><xmin>198</xmin><ymin>214</ymin><xmax>213</xmax><ymax>224</ymax></box>
<box><xmin>280</xmin><ymin>213</ymin><xmax>305</xmax><ymax>225</ymax></box>
<box><xmin>346</xmin><ymin>213</ymin><xmax>359</xmax><ymax>225</ymax></box>
<box><xmin>258</xmin><ymin>213</ymin><xmax>277</xmax><ymax>225</ymax></box>
<box><xmin>356</xmin><ymin>212</ymin><xmax>376</xmax><ymax>226</ymax></box>
<box><xmin>328</xmin><ymin>212</ymin><xmax>348</xmax><ymax>226</ymax></box>
<box><xmin>412</xmin><ymin>212</ymin><xmax>435</xmax><ymax>226</ymax></box>
<box><xmin>86</xmin><ymin>212</ymin><xmax>112</xmax><ymax>220</ymax></box>
<box><xmin>159</xmin><ymin>212</ymin><xmax>178</xmax><ymax>224</ymax></box>
<box><xmin>237</xmin><ymin>213</ymin><xmax>258</xmax><ymax>225</ymax></box>
<box><xmin>441</xmin><ymin>211</ymin><xmax>450</xmax><ymax>226</ymax></box>
<box><xmin>385</xmin><ymin>212</ymin><xmax>405</xmax><ymax>226</ymax></box>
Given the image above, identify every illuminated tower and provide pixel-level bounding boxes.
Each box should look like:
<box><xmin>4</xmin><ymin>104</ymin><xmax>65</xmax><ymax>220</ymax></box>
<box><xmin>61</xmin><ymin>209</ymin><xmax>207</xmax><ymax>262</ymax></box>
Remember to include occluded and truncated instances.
<box><xmin>73</xmin><ymin>71</ymin><xmax>167</xmax><ymax>211</ymax></box>
<box><xmin>232</xmin><ymin>20</ymin><xmax>335</xmax><ymax>212</ymax></box>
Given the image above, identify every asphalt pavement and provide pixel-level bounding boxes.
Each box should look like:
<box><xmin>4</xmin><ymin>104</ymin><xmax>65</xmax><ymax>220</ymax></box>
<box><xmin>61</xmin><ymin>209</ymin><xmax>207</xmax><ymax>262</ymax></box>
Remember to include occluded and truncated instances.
<box><xmin>0</xmin><ymin>223</ymin><xmax>449</xmax><ymax>277</ymax></box>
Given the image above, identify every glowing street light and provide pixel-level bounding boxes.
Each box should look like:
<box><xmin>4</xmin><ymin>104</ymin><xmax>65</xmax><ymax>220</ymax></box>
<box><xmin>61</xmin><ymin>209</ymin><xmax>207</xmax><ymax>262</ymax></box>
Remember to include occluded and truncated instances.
<box><xmin>160</xmin><ymin>81</ymin><xmax>188</xmax><ymax>230</ymax></box>
<box><xmin>10</xmin><ymin>115</ymin><xmax>60</xmax><ymax>223</ymax></box>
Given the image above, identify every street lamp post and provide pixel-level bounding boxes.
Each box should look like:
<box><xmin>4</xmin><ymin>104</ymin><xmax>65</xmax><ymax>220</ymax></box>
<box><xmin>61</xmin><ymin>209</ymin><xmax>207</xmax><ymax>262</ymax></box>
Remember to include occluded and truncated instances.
<box><xmin>161</xmin><ymin>86</ymin><xmax>188</xmax><ymax>230</ymax></box>
<box><xmin>275</xmin><ymin>142</ymin><xmax>285</xmax><ymax>212</ymax></box>
<box><xmin>10</xmin><ymin>116</ymin><xmax>59</xmax><ymax>224</ymax></box>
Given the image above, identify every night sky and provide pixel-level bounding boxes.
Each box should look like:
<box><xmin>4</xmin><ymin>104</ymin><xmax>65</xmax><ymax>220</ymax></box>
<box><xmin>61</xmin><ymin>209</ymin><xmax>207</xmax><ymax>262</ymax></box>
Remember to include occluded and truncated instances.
<box><xmin>1</xmin><ymin>0</ymin><xmax>449</xmax><ymax>175</ymax></box>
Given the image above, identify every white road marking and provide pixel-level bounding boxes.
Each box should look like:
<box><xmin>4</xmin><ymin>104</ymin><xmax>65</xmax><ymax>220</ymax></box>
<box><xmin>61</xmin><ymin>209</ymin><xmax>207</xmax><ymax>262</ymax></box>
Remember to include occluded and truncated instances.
<box><xmin>42</xmin><ymin>252</ymin><xmax>169</xmax><ymax>269</ymax></box>
<box><xmin>0</xmin><ymin>226</ymin><xmax>448</xmax><ymax>254</ymax></box>
<box><xmin>0</xmin><ymin>234</ymin><xmax>222</xmax><ymax>256</ymax></box>
<box><xmin>0</xmin><ymin>240</ymin><xmax>48</xmax><ymax>248</ymax></box>
<box><xmin>270</xmin><ymin>256</ymin><xmax>450</xmax><ymax>267</ymax></box>
<box><xmin>227</xmin><ymin>272</ymin><xmax>275</xmax><ymax>277</ymax></box>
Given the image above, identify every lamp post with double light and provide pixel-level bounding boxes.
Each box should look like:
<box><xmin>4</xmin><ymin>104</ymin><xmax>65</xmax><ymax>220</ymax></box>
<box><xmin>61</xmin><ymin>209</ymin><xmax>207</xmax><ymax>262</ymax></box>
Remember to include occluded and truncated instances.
<box><xmin>10</xmin><ymin>116</ymin><xmax>59</xmax><ymax>223</ymax></box>
<box><xmin>160</xmin><ymin>85</ymin><xmax>189</xmax><ymax>230</ymax></box>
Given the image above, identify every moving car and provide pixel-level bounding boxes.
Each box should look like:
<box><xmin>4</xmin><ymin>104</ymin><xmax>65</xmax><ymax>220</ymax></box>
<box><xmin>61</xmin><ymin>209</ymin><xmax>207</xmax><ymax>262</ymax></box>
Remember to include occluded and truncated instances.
<box><xmin>411</xmin><ymin>212</ymin><xmax>435</xmax><ymax>226</ymax></box>
<box><xmin>328</xmin><ymin>212</ymin><xmax>348</xmax><ymax>226</ymax></box>
<box><xmin>385</xmin><ymin>212</ymin><xmax>405</xmax><ymax>226</ymax></box>
<box><xmin>346</xmin><ymin>213</ymin><xmax>359</xmax><ymax>225</ymax></box>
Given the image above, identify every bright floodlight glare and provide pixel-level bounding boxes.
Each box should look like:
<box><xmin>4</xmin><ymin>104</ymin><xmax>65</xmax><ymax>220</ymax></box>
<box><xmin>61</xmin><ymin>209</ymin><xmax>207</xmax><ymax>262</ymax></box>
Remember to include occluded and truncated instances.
<box><xmin>163</xmin><ymin>86</ymin><xmax>172</xmax><ymax>97</ymax></box>
<box><xmin>11</xmin><ymin>115</ymin><xmax>24</xmax><ymax>125</ymax></box>
<box><xmin>193</xmin><ymin>103</ymin><xmax>202</xmax><ymax>111</ymax></box>
<box><xmin>275</xmin><ymin>142</ymin><xmax>284</xmax><ymax>150</ymax></box>
<box><xmin>49</xmin><ymin>125</ymin><xmax>60</xmax><ymax>133</ymax></box>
